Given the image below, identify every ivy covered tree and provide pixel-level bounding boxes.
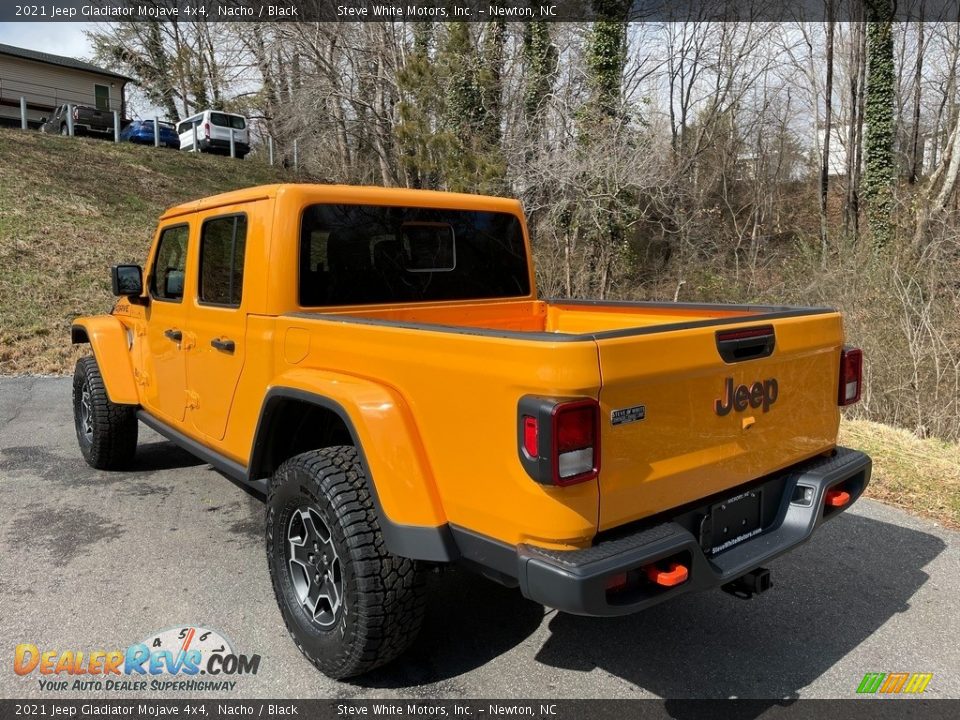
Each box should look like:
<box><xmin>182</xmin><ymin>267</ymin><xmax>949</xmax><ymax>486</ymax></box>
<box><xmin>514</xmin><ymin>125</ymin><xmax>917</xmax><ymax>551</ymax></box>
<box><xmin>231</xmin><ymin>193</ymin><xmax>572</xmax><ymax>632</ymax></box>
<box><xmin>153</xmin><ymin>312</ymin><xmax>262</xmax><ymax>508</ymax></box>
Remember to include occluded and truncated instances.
<box><xmin>561</xmin><ymin>0</ymin><xmax>639</xmax><ymax>298</ymax></box>
<box><xmin>863</xmin><ymin>1</ymin><xmax>896</xmax><ymax>249</ymax></box>
<box><xmin>584</xmin><ymin>1</ymin><xmax>631</xmax><ymax>122</ymax></box>
<box><xmin>522</xmin><ymin>22</ymin><xmax>557</xmax><ymax>129</ymax></box>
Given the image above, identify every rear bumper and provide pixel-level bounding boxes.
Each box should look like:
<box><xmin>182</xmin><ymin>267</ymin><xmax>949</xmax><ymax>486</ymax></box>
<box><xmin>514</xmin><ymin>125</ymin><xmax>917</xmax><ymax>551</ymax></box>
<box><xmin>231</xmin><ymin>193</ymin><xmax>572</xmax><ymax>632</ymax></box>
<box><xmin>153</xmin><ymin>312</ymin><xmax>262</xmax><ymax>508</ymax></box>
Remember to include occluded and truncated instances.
<box><xmin>75</xmin><ymin>124</ymin><xmax>112</xmax><ymax>135</ymax></box>
<box><xmin>515</xmin><ymin>447</ymin><xmax>871</xmax><ymax>616</ymax></box>
<box><xmin>200</xmin><ymin>138</ymin><xmax>249</xmax><ymax>154</ymax></box>
<box><xmin>129</xmin><ymin>133</ymin><xmax>179</xmax><ymax>148</ymax></box>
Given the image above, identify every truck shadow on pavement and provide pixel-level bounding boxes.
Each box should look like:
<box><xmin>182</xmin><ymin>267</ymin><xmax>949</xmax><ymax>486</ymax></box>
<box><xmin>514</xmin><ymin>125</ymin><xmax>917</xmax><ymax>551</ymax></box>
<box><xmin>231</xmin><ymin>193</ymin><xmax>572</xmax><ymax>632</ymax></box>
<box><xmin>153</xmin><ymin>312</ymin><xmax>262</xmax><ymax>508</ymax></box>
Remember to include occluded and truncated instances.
<box><xmin>358</xmin><ymin>511</ymin><xmax>944</xmax><ymax>703</ymax></box>
<box><xmin>534</xmin><ymin>511</ymin><xmax>945</xmax><ymax>707</ymax></box>
<box><xmin>358</xmin><ymin>568</ymin><xmax>548</xmax><ymax>689</ymax></box>
<box><xmin>132</xmin><ymin>440</ymin><xmax>207</xmax><ymax>472</ymax></box>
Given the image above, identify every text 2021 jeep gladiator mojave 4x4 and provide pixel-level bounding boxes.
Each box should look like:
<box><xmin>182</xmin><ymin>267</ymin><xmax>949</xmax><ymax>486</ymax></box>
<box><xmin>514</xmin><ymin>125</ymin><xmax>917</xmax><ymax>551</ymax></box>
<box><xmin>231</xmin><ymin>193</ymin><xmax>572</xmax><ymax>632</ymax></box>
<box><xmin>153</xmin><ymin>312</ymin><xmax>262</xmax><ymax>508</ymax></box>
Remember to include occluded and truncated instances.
<box><xmin>71</xmin><ymin>184</ymin><xmax>871</xmax><ymax>679</ymax></box>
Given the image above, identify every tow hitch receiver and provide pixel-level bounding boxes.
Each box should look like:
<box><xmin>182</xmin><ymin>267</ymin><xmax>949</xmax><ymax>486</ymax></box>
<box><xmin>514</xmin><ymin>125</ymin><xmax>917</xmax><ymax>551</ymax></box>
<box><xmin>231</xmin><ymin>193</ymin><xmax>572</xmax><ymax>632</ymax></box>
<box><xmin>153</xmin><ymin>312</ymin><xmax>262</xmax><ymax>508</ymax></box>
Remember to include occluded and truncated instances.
<box><xmin>645</xmin><ymin>561</ymin><xmax>689</xmax><ymax>588</ymax></box>
<box><xmin>825</xmin><ymin>488</ymin><xmax>851</xmax><ymax>507</ymax></box>
<box><xmin>721</xmin><ymin>568</ymin><xmax>772</xmax><ymax>599</ymax></box>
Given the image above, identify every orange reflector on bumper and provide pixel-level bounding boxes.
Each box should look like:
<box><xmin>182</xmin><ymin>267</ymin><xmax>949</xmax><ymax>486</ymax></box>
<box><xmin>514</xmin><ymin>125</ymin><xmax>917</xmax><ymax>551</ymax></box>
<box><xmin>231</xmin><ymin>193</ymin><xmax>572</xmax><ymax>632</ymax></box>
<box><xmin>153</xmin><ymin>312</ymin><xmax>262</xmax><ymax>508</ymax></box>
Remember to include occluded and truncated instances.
<box><xmin>825</xmin><ymin>489</ymin><xmax>851</xmax><ymax>507</ymax></box>
<box><xmin>645</xmin><ymin>562</ymin><xmax>689</xmax><ymax>587</ymax></box>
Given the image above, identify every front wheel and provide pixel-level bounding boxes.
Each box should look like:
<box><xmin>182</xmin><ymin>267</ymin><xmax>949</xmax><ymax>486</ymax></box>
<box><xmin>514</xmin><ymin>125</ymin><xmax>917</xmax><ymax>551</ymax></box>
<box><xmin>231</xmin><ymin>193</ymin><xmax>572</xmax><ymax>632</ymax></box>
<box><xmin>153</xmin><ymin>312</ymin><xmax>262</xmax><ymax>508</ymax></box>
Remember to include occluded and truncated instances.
<box><xmin>72</xmin><ymin>356</ymin><xmax>138</xmax><ymax>469</ymax></box>
<box><xmin>266</xmin><ymin>446</ymin><xmax>426</xmax><ymax>678</ymax></box>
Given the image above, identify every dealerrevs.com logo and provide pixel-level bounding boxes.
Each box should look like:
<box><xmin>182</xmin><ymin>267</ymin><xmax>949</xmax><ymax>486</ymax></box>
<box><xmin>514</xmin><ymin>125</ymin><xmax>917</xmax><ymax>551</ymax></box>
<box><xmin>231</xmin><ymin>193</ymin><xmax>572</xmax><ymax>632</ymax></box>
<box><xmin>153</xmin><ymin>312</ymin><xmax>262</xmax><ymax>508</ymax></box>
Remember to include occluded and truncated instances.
<box><xmin>856</xmin><ymin>672</ymin><xmax>934</xmax><ymax>695</ymax></box>
<box><xmin>14</xmin><ymin>626</ymin><xmax>260</xmax><ymax>692</ymax></box>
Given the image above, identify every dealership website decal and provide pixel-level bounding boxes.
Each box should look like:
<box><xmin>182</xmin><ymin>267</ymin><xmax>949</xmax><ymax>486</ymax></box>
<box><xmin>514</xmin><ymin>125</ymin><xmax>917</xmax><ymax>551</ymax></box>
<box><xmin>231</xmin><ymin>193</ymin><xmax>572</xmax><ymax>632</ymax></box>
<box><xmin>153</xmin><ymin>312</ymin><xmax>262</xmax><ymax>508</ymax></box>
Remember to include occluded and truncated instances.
<box><xmin>13</xmin><ymin>627</ymin><xmax>260</xmax><ymax>693</ymax></box>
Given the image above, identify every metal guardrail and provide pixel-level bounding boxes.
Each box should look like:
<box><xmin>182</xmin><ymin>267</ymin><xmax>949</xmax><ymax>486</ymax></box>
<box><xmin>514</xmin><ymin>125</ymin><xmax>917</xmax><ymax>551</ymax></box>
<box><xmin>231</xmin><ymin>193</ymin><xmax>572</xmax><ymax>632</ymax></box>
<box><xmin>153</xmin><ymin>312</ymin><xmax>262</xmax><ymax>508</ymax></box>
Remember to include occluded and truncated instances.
<box><xmin>6</xmin><ymin>83</ymin><xmax>299</xmax><ymax>168</ymax></box>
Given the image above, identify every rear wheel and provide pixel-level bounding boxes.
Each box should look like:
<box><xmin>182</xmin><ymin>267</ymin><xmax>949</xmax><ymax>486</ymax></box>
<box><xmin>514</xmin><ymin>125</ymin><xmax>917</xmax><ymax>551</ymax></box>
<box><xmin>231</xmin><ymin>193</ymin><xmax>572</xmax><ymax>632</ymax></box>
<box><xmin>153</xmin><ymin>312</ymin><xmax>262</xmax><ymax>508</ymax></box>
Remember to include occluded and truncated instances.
<box><xmin>72</xmin><ymin>356</ymin><xmax>138</xmax><ymax>469</ymax></box>
<box><xmin>266</xmin><ymin>446</ymin><xmax>426</xmax><ymax>678</ymax></box>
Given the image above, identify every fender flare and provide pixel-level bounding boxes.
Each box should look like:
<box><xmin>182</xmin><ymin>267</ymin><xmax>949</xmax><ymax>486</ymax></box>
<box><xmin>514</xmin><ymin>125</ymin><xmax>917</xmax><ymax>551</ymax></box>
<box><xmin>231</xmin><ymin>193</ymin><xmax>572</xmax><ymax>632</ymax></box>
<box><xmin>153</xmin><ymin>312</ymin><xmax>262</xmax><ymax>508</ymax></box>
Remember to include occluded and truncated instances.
<box><xmin>71</xmin><ymin>316</ymin><xmax>139</xmax><ymax>405</ymax></box>
<box><xmin>249</xmin><ymin>383</ymin><xmax>458</xmax><ymax>563</ymax></box>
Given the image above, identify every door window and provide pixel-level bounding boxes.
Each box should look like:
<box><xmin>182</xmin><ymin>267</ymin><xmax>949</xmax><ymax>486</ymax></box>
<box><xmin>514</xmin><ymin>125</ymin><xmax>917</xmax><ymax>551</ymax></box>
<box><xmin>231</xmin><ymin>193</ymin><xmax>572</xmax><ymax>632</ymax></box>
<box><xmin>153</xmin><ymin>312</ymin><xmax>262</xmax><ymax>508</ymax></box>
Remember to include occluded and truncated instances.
<box><xmin>150</xmin><ymin>225</ymin><xmax>189</xmax><ymax>302</ymax></box>
<box><xmin>199</xmin><ymin>215</ymin><xmax>247</xmax><ymax>306</ymax></box>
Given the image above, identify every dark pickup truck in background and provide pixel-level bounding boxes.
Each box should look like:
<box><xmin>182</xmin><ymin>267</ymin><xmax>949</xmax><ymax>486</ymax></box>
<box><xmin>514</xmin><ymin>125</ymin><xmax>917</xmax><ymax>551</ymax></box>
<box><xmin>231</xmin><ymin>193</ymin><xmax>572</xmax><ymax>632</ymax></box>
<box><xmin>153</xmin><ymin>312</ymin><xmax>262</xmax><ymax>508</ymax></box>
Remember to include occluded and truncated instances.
<box><xmin>39</xmin><ymin>104</ymin><xmax>115</xmax><ymax>137</ymax></box>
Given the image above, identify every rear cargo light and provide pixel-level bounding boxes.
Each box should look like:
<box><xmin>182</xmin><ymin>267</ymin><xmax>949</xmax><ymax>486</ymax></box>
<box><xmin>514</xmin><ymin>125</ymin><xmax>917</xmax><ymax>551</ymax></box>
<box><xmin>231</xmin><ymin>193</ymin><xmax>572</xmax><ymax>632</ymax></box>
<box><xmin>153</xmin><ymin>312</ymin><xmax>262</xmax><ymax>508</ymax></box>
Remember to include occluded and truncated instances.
<box><xmin>517</xmin><ymin>396</ymin><xmax>601</xmax><ymax>486</ymax></box>
<box><xmin>717</xmin><ymin>326</ymin><xmax>774</xmax><ymax>342</ymax></box>
<box><xmin>838</xmin><ymin>346</ymin><xmax>863</xmax><ymax>406</ymax></box>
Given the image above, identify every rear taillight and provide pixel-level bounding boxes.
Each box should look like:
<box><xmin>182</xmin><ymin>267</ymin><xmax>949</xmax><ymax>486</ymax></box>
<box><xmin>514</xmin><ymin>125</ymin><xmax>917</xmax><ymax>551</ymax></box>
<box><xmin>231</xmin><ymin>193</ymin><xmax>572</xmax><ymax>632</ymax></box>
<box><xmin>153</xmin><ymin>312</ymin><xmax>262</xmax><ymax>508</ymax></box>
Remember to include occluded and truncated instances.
<box><xmin>72</xmin><ymin>106</ymin><xmax>78</xmax><ymax>119</ymax></box>
<box><xmin>522</xmin><ymin>416</ymin><xmax>538</xmax><ymax>458</ymax></box>
<box><xmin>518</xmin><ymin>397</ymin><xmax>600</xmax><ymax>486</ymax></box>
<box><xmin>838</xmin><ymin>346</ymin><xmax>863</xmax><ymax>406</ymax></box>
<box><xmin>553</xmin><ymin>400</ymin><xmax>599</xmax><ymax>485</ymax></box>
<box><xmin>204</xmin><ymin>122</ymin><xmax>210</xmax><ymax>139</ymax></box>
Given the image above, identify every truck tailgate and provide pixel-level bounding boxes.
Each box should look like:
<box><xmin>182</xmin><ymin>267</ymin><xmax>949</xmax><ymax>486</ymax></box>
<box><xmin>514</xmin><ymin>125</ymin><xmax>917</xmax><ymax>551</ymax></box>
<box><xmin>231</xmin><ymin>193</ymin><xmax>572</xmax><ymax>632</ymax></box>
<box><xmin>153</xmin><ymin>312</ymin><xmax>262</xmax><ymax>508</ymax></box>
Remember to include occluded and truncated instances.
<box><xmin>596</xmin><ymin>311</ymin><xmax>843</xmax><ymax>530</ymax></box>
<box><xmin>79</xmin><ymin>107</ymin><xmax>111</xmax><ymax>129</ymax></box>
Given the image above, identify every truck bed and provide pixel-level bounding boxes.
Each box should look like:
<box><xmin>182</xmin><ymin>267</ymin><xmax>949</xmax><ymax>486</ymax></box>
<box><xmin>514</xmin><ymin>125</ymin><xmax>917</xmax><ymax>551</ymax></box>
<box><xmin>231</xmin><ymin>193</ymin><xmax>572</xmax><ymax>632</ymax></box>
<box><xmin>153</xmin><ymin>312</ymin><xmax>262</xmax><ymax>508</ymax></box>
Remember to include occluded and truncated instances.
<box><xmin>293</xmin><ymin>298</ymin><xmax>830</xmax><ymax>338</ymax></box>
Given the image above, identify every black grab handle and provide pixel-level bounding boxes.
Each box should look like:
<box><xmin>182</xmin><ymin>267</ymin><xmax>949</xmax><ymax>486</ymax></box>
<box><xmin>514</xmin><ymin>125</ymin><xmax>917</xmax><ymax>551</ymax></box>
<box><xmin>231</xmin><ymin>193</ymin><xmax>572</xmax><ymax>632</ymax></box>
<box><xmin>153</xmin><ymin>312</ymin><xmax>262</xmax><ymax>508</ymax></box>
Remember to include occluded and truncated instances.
<box><xmin>716</xmin><ymin>325</ymin><xmax>775</xmax><ymax>363</ymax></box>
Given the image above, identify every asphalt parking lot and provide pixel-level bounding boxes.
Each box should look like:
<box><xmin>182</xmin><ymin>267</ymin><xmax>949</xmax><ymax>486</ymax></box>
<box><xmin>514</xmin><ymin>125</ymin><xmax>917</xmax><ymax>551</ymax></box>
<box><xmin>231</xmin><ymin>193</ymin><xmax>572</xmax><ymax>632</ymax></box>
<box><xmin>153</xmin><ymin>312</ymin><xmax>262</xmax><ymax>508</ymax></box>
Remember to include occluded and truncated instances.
<box><xmin>1</xmin><ymin>376</ymin><xmax>958</xmax><ymax>700</ymax></box>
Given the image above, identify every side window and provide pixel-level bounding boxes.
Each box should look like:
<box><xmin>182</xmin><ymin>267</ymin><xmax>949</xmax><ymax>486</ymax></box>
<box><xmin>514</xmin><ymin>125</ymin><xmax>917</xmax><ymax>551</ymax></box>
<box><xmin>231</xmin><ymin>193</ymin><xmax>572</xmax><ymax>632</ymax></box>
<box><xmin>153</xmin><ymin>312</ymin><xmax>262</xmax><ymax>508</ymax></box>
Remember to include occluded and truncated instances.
<box><xmin>94</xmin><ymin>84</ymin><xmax>110</xmax><ymax>111</ymax></box>
<box><xmin>150</xmin><ymin>225</ymin><xmax>189</xmax><ymax>302</ymax></box>
<box><xmin>199</xmin><ymin>215</ymin><xmax>247</xmax><ymax>306</ymax></box>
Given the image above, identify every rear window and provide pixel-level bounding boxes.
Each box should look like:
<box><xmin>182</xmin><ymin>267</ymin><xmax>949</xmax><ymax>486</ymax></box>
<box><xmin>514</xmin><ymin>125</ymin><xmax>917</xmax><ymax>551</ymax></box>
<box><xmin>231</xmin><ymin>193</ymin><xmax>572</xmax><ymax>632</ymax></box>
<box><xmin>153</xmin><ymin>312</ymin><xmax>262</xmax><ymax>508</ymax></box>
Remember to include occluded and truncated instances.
<box><xmin>209</xmin><ymin>112</ymin><xmax>246</xmax><ymax>130</ymax></box>
<box><xmin>200</xmin><ymin>215</ymin><xmax>247</xmax><ymax>306</ymax></box>
<box><xmin>299</xmin><ymin>204</ymin><xmax>530</xmax><ymax>306</ymax></box>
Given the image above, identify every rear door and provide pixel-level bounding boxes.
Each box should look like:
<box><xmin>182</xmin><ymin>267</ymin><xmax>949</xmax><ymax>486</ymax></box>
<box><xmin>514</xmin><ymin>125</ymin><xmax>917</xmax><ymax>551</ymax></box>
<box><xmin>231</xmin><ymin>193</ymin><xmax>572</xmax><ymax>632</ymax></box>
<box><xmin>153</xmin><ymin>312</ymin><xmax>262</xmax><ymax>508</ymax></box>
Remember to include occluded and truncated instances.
<box><xmin>177</xmin><ymin>116</ymin><xmax>199</xmax><ymax>151</ymax></box>
<box><xmin>595</xmin><ymin>312</ymin><xmax>844</xmax><ymax>530</ymax></box>
<box><xmin>209</xmin><ymin>112</ymin><xmax>248</xmax><ymax>145</ymax></box>
<box><xmin>183</xmin><ymin>209</ymin><xmax>249</xmax><ymax>442</ymax></box>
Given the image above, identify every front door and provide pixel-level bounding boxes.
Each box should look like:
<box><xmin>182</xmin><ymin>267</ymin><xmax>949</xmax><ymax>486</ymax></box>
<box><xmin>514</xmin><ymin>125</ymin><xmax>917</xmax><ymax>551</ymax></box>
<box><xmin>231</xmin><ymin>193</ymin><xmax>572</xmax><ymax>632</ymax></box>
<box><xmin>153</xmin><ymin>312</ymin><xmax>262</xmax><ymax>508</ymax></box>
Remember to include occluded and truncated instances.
<box><xmin>142</xmin><ymin>223</ymin><xmax>191</xmax><ymax>423</ymax></box>
<box><xmin>185</xmin><ymin>211</ymin><xmax>249</xmax><ymax>441</ymax></box>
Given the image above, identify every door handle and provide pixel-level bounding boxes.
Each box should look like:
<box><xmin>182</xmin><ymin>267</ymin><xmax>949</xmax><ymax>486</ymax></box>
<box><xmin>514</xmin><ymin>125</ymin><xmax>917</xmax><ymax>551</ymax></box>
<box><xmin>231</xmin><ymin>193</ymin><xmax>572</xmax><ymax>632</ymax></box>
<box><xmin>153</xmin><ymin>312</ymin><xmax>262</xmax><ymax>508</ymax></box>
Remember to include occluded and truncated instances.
<box><xmin>210</xmin><ymin>337</ymin><xmax>235</xmax><ymax>353</ymax></box>
<box><xmin>164</xmin><ymin>328</ymin><xmax>182</xmax><ymax>342</ymax></box>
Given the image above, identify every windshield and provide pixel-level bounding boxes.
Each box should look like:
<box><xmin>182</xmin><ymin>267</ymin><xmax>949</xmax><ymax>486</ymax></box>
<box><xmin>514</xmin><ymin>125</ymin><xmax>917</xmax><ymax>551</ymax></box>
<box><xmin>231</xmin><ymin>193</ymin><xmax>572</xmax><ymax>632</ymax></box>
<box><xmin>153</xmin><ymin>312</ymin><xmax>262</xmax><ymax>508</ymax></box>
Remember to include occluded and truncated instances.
<box><xmin>299</xmin><ymin>204</ymin><xmax>530</xmax><ymax>306</ymax></box>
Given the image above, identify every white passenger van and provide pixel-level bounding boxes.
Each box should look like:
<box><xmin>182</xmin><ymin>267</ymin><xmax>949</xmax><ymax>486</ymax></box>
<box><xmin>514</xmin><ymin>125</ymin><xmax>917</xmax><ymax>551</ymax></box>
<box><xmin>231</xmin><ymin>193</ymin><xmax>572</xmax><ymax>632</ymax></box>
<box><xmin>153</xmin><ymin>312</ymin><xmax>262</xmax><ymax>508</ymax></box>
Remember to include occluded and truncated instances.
<box><xmin>177</xmin><ymin>110</ymin><xmax>250</xmax><ymax>158</ymax></box>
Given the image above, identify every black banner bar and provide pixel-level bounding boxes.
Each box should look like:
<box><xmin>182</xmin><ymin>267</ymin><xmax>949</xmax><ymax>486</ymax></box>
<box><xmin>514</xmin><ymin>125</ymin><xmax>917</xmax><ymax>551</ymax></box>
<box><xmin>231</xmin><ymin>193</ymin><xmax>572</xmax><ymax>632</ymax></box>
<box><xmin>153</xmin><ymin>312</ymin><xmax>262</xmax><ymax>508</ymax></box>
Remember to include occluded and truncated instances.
<box><xmin>4</xmin><ymin>1</ymin><xmax>960</xmax><ymax>24</ymax></box>
<box><xmin>1</xmin><ymin>700</ymin><xmax>959</xmax><ymax>720</ymax></box>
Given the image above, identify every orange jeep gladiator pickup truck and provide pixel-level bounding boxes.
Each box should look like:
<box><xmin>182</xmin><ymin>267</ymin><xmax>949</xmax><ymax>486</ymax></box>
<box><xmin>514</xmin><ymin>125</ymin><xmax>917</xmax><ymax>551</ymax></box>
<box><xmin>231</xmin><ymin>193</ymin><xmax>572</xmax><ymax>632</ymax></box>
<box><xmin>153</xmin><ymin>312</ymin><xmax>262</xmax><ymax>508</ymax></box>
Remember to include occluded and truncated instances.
<box><xmin>72</xmin><ymin>184</ymin><xmax>871</xmax><ymax>678</ymax></box>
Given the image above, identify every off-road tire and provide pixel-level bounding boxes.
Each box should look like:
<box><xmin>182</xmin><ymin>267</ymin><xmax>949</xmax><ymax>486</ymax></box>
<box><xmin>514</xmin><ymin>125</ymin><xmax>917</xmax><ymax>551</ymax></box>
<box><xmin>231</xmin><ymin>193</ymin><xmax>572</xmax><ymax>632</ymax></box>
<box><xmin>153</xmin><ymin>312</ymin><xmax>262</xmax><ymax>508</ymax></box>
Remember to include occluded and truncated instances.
<box><xmin>266</xmin><ymin>446</ymin><xmax>426</xmax><ymax>679</ymax></box>
<box><xmin>72</xmin><ymin>356</ymin><xmax>138</xmax><ymax>469</ymax></box>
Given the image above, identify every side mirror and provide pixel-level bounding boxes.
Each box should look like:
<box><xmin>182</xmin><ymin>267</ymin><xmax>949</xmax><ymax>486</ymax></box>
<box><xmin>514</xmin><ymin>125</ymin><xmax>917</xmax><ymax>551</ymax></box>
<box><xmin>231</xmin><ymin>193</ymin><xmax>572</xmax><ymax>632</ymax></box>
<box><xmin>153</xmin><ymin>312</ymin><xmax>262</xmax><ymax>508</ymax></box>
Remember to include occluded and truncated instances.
<box><xmin>111</xmin><ymin>264</ymin><xmax>143</xmax><ymax>297</ymax></box>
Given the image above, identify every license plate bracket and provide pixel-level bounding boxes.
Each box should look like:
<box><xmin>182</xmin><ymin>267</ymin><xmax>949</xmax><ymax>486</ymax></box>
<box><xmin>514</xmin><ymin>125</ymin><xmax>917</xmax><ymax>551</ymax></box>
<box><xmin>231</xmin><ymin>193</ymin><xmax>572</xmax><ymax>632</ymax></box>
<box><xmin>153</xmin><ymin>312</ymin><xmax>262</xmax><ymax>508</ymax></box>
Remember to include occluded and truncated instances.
<box><xmin>699</xmin><ymin>490</ymin><xmax>763</xmax><ymax>556</ymax></box>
